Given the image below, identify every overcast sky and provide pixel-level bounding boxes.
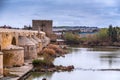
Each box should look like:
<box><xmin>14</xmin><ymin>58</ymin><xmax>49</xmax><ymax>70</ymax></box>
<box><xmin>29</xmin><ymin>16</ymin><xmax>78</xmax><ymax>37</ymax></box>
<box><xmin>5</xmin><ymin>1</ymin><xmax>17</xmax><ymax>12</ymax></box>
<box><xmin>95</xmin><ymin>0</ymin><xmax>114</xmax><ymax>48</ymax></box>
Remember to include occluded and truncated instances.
<box><xmin>0</xmin><ymin>0</ymin><xmax>120</xmax><ymax>28</ymax></box>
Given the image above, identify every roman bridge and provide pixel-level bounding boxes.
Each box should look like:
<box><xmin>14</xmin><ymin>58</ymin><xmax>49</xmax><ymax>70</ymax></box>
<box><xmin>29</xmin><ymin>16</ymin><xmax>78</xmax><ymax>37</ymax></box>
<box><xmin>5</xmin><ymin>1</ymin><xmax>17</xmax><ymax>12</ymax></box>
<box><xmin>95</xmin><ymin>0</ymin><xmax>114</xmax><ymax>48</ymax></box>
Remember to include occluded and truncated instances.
<box><xmin>0</xmin><ymin>28</ymin><xmax>49</xmax><ymax>49</ymax></box>
<box><xmin>0</xmin><ymin>28</ymin><xmax>50</xmax><ymax>76</ymax></box>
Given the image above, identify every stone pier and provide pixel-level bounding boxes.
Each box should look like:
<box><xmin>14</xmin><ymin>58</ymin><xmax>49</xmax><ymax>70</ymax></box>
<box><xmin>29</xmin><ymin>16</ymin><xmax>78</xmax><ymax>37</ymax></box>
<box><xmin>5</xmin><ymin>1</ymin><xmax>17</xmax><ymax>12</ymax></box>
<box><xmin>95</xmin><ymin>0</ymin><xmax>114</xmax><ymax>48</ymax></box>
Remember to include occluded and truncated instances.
<box><xmin>3</xmin><ymin>45</ymin><xmax>24</xmax><ymax>67</ymax></box>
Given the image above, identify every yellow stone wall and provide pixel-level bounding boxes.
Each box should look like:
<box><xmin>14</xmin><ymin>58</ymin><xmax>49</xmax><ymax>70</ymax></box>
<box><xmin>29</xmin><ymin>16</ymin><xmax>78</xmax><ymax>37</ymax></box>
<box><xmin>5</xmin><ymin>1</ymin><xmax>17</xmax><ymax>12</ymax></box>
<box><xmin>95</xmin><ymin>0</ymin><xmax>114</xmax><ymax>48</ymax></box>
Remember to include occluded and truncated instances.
<box><xmin>0</xmin><ymin>28</ymin><xmax>51</xmax><ymax>77</ymax></box>
<box><xmin>3</xmin><ymin>49</ymin><xmax>24</xmax><ymax>67</ymax></box>
<box><xmin>0</xmin><ymin>29</ymin><xmax>46</xmax><ymax>50</ymax></box>
<box><xmin>0</xmin><ymin>28</ymin><xmax>49</xmax><ymax>65</ymax></box>
<box><xmin>0</xmin><ymin>53</ymin><xmax>3</xmax><ymax>75</ymax></box>
<box><xmin>39</xmin><ymin>42</ymin><xmax>42</xmax><ymax>52</ymax></box>
<box><xmin>1</xmin><ymin>32</ymin><xmax>13</xmax><ymax>49</ymax></box>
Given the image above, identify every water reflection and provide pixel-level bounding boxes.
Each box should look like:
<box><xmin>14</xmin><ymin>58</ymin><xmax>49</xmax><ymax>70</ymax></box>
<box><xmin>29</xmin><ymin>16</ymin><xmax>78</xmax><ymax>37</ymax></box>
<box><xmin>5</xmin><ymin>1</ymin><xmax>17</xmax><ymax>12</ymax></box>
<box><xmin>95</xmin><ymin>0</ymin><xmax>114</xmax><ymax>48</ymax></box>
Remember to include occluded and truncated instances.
<box><xmin>89</xmin><ymin>47</ymin><xmax>120</xmax><ymax>51</ymax></box>
<box><xmin>54</xmin><ymin>47</ymin><xmax>120</xmax><ymax>69</ymax></box>
<box><xmin>27</xmin><ymin>47</ymin><xmax>120</xmax><ymax>80</ymax></box>
<box><xmin>100</xmin><ymin>52</ymin><xmax>120</xmax><ymax>68</ymax></box>
<box><xmin>26</xmin><ymin>72</ymin><xmax>53</xmax><ymax>80</ymax></box>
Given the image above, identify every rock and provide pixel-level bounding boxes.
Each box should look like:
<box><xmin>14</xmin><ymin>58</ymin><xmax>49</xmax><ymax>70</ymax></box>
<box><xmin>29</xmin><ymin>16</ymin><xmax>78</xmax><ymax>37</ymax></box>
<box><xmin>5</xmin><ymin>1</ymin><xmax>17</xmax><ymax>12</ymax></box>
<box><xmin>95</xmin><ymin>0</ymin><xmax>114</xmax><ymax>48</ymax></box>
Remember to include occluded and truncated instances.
<box><xmin>48</xmin><ymin>69</ymin><xmax>53</xmax><ymax>72</ymax></box>
<box><xmin>67</xmin><ymin>65</ymin><xmax>74</xmax><ymax>70</ymax></box>
<box><xmin>33</xmin><ymin>65</ymin><xmax>74</xmax><ymax>72</ymax></box>
<box><xmin>42</xmin><ymin>78</ymin><xmax>47</xmax><ymax>80</ymax></box>
<box><xmin>40</xmin><ymin>69</ymin><xmax>46</xmax><ymax>72</ymax></box>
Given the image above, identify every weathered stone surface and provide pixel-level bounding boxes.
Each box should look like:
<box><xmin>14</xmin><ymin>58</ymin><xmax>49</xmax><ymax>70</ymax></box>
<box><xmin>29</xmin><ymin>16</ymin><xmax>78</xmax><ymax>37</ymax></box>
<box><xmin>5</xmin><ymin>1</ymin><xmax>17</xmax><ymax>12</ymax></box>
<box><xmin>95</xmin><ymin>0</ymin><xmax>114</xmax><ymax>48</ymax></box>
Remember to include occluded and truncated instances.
<box><xmin>3</xmin><ymin>45</ymin><xmax>24</xmax><ymax>67</ymax></box>
<box><xmin>1</xmin><ymin>32</ymin><xmax>13</xmax><ymax>49</ymax></box>
<box><xmin>0</xmin><ymin>28</ymin><xmax>50</xmax><ymax>79</ymax></box>
<box><xmin>32</xmin><ymin>20</ymin><xmax>53</xmax><ymax>37</ymax></box>
<box><xmin>0</xmin><ymin>28</ymin><xmax>46</xmax><ymax>50</ymax></box>
<box><xmin>0</xmin><ymin>28</ymin><xmax>50</xmax><ymax>60</ymax></box>
<box><xmin>3</xmin><ymin>60</ymin><xmax>33</xmax><ymax>80</ymax></box>
<box><xmin>0</xmin><ymin>52</ymin><xmax>3</xmax><ymax>75</ymax></box>
<box><xmin>28</xmin><ymin>37</ymin><xmax>39</xmax><ymax>53</ymax></box>
<box><xmin>32</xmin><ymin>36</ymin><xmax>42</xmax><ymax>52</ymax></box>
<box><xmin>18</xmin><ymin>36</ymin><xmax>37</xmax><ymax>59</ymax></box>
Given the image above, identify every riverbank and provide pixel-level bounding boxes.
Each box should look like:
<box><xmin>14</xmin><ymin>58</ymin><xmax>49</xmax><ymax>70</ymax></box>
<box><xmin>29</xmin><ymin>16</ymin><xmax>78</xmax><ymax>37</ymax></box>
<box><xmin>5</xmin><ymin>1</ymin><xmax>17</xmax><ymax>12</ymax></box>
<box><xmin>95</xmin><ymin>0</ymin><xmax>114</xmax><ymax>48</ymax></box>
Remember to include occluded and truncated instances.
<box><xmin>32</xmin><ymin>44</ymin><xmax>74</xmax><ymax>73</ymax></box>
<box><xmin>80</xmin><ymin>41</ymin><xmax>120</xmax><ymax>47</ymax></box>
<box><xmin>26</xmin><ymin>47</ymin><xmax>120</xmax><ymax>80</ymax></box>
<box><xmin>0</xmin><ymin>44</ymin><xmax>72</xmax><ymax>80</ymax></box>
<box><xmin>34</xmin><ymin>65</ymin><xmax>74</xmax><ymax>72</ymax></box>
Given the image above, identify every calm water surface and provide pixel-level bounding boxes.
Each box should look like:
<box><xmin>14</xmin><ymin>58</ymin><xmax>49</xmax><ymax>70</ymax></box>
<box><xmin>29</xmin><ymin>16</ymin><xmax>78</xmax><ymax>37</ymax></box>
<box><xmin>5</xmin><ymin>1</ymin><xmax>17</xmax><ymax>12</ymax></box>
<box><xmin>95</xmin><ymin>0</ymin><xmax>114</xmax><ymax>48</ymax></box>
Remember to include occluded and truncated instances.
<box><xmin>27</xmin><ymin>47</ymin><xmax>120</xmax><ymax>80</ymax></box>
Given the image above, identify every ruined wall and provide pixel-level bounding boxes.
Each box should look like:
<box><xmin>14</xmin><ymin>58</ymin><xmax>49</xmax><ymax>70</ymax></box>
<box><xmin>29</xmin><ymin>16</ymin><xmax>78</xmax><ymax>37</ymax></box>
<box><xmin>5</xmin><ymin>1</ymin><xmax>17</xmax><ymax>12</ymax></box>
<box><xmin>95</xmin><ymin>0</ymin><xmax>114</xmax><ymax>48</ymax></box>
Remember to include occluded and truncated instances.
<box><xmin>0</xmin><ymin>52</ymin><xmax>3</xmax><ymax>75</ymax></box>
<box><xmin>32</xmin><ymin>20</ymin><xmax>53</xmax><ymax>37</ymax></box>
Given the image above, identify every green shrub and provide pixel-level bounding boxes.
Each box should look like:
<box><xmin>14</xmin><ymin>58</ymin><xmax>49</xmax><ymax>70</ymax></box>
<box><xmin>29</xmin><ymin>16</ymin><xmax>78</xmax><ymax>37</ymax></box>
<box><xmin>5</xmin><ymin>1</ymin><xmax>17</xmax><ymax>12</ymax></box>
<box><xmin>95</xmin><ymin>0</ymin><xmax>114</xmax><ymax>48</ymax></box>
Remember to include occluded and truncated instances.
<box><xmin>32</xmin><ymin>59</ymin><xmax>41</xmax><ymax>66</ymax></box>
<box><xmin>96</xmin><ymin>28</ymin><xmax>109</xmax><ymax>41</ymax></box>
<box><xmin>32</xmin><ymin>59</ymin><xmax>48</xmax><ymax>66</ymax></box>
<box><xmin>32</xmin><ymin>58</ymin><xmax>54</xmax><ymax>67</ymax></box>
<box><xmin>43</xmin><ymin>53</ymin><xmax>54</xmax><ymax>66</ymax></box>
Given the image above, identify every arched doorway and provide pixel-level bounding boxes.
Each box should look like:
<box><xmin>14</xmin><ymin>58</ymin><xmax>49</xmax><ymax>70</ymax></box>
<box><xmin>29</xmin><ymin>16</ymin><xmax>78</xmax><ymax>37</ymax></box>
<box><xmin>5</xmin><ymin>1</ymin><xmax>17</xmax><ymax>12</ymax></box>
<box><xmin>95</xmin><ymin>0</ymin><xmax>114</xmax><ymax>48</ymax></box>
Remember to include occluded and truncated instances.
<box><xmin>12</xmin><ymin>37</ymin><xmax>16</xmax><ymax>45</ymax></box>
<box><xmin>0</xmin><ymin>45</ymin><xmax>1</xmax><ymax>51</ymax></box>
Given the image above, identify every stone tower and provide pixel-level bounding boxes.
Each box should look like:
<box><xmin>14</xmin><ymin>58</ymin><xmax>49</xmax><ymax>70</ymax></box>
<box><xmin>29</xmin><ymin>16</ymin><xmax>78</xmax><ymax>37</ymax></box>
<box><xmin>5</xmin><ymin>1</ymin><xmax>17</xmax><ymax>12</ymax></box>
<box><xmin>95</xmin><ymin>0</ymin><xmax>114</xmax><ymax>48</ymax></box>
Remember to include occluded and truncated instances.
<box><xmin>32</xmin><ymin>20</ymin><xmax>53</xmax><ymax>37</ymax></box>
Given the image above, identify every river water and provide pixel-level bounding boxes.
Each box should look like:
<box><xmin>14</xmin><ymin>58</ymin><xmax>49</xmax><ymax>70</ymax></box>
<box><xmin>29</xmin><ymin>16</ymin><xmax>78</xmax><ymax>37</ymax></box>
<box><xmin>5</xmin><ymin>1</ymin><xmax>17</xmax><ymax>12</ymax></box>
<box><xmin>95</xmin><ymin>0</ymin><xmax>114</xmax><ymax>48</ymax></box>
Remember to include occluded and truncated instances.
<box><xmin>26</xmin><ymin>47</ymin><xmax>120</xmax><ymax>80</ymax></box>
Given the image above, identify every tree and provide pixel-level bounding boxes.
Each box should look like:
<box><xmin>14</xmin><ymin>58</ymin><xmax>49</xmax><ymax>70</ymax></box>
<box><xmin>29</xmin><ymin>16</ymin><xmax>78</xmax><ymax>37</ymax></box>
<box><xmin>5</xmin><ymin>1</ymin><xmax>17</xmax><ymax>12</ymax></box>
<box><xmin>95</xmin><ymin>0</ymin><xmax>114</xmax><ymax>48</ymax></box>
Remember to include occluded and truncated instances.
<box><xmin>108</xmin><ymin>25</ymin><xmax>118</xmax><ymax>42</ymax></box>
<box><xmin>108</xmin><ymin>25</ymin><xmax>113</xmax><ymax>41</ymax></box>
<box><xmin>112</xmin><ymin>27</ymin><xmax>117</xmax><ymax>42</ymax></box>
<box><xmin>96</xmin><ymin>28</ymin><xmax>109</xmax><ymax>41</ymax></box>
<box><xmin>64</xmin><ymin>32</ymin><xmax>80</xmax><ymax>44</ymax></box>
<box><xmin>115</xmin><ymin>27</ymin><xmax>120</xmax><ymax>41</ymax></box>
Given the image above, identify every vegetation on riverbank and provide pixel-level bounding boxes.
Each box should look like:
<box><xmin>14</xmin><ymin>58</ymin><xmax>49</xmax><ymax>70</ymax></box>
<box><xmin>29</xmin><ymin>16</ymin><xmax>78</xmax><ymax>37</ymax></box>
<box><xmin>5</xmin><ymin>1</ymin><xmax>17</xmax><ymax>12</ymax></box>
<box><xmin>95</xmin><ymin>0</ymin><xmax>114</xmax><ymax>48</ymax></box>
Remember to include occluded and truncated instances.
<box><xmin>82</xmin><ymin>25</ymin><xmax>120</xmax><ymax>46</ymax></box>
<box><xmin>63</xmin><ymin>25</ymin><xmax>120</xmax><ymax>46</ymax></box>
<box><xmin>32</xmin><ymin>44</ymin><xmax>74</xmax><ymax>72</ymax></box>
<box><xmin>64</xmin><ymin>32</ymin><xmax>80</xmax><ymax>44</ymax></box>
<box><xmin>39</xmin><ymin>44</ymin><xmax>67</xmax><ymax>56</ymax></box>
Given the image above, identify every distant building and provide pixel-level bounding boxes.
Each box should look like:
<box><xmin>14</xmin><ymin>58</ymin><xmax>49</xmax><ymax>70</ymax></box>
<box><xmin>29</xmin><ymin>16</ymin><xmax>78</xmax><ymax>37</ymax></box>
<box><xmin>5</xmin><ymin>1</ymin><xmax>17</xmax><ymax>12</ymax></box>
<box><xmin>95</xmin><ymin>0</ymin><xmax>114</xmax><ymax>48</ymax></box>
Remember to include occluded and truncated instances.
<box><xmin>53</xmin><ymin>26</ymin><xmax>99</xmax><ymax>33</ymax></box>
<box><xmin>23</xmin><ymin>25</ymin><xmax>32</xmax><ymax>30</ymax></box>
<box><xmin>53</xmin><ymin>26</ymin><xmax>99</xmax><ymax>36</ymax></box>
<box><xmin>0</xmin><ymin>25</ymin><xmax>12</xmax><ymax>29</ymax></box>
<box><xmin>32</xmin><ymin>20</ymin><xmax>53</xmax><ymax>37</ymax></box>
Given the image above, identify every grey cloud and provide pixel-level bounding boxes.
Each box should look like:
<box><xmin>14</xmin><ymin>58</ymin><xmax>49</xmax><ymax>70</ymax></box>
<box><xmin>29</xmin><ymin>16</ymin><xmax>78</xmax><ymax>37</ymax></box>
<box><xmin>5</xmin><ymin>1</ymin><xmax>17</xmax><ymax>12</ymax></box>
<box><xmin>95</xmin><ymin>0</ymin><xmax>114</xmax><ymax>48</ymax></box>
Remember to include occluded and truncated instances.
<box><xmin>0</xmin><ymin>0</ymin><xmax>5</xmax><ymax>11</ymax></box>
<box><xmin>1</xmin><ymin>0</ymin><xmax>120</xmax><ymax>27</ymax></box>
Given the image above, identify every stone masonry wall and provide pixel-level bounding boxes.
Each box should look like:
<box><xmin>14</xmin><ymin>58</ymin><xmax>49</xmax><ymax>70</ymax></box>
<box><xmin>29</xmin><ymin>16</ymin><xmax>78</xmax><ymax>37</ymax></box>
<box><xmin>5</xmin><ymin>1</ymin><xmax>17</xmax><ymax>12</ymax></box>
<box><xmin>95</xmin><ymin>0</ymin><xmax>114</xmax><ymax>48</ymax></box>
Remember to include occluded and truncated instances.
<box><xmin>3</xmin><ymin>49</ymin><xmax>24</xmax><ymax>67</ymax></box>
<box><xmin>32</xmin><ymin>20</ymin><xmax>53</xmax><ymax>37</ymax></box>
<box><xmin>1</xmin><ymin>32</ymin><xmax>13</xmax><ymax>49</ymax></box>
<box><xmin>0</xmin><ymin>53</ymin><xmax>3</xmax><ymax>75</ymax></box>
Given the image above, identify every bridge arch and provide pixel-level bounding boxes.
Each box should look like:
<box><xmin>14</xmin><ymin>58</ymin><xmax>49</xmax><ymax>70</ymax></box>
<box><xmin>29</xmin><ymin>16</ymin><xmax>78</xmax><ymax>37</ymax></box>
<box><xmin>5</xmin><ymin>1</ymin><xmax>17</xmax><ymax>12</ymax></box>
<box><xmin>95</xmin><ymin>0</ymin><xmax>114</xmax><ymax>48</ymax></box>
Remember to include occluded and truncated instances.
<box><xmin>11</xmin><ymin>37</ymin><xmax>16</xmax><ymax>45</ymax></box>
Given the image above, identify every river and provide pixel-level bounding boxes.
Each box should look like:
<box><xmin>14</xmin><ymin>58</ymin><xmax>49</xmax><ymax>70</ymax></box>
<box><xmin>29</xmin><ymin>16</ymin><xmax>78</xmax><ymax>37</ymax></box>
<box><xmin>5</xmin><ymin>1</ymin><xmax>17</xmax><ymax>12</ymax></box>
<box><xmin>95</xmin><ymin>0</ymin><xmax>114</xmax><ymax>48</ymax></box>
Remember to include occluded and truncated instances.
<box><xmin>26</xmin><ymin>47</ymin><xmax>120</xmax><ymax>80</ymax></box>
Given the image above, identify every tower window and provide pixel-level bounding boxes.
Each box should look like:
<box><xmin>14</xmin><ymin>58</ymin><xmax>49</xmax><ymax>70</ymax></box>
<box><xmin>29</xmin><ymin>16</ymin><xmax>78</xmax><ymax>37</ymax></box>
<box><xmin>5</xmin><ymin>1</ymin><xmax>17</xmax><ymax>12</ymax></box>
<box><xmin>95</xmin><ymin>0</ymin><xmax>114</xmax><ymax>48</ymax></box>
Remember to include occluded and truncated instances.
<box><xmin>41</xmin><ymin>23</ymin><xmax>46</xmax><ymax>31</ymax></box>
